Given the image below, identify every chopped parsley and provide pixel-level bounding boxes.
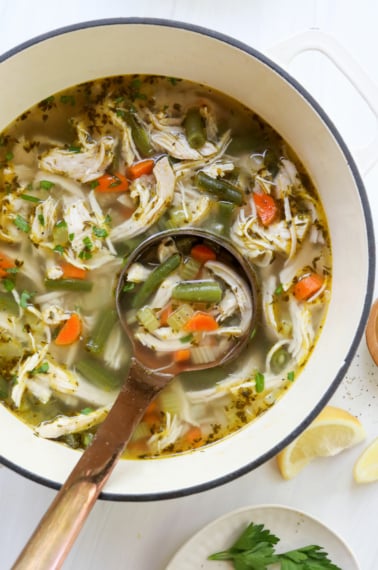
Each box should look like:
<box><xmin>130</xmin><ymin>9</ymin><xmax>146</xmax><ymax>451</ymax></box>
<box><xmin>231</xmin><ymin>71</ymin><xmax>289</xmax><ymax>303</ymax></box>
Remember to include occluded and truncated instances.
<box><xmin>90</xmin><ymin>180</ymin><xmax>99</xmax><ymax>189</ymax></box>
<box><xmin>31</xmin><ymin>362</ymin><xmax>49</xmax><ymax>375</ymax></box>
<box><xmin>53</xmin><ymin>245</ymin><xmax>65</xmax><ymax>255</ymax></box>
<box><xmin>287</xmin><ymin>371</ymin><xmax>295</xmax><ymax>382</ymax></box>
<box><xmin>60</xmin><ymin>95</ymin><xmax>76</xmax><ymax>106</ymax></box>
<box><xmin>122</xmin><ymin>282</ymin><xmax>135</xmax><ymax>293</ymax></box>
<box><xmin>254</xmin><ymin>371</ymin><xmax>265</xmax><ymax>393</ymax></box>
<box><xmin>13</xmin><ymin>215</ymin><xmax>30</xmax><ymax>233</ymax></box>
<box><xmin>19</xmin><ymin>290</ymin><xmax>34</xmax><ymax>308</ymax></box>
<box><xmin>20</xmin><ymin>193</ymin><xmax>41</xmax><ymax>203</ymax></box>
<box><xmin>274</xmin><ymin>283</ymin><xmax>283</xmax><ymax>295</ymax></box>
<box><xmin>5</xmin><ymin>151</ymin><xmax>14</xmax><ymax>162</ymax></box>
<box><xmin>39</xmin><ymin>180</ymin><xmax>55</xmax><ymax>190</ymax></box>
<box><xmin>92</xmin><ymin>226</ymin><xmax>108</xmax><ymax>238</ymax></box>
<box><xmin>38</xmin><ymin>214</ymin><xmax>45</xmax><ymax>226</ymax></box>
<box><xmin>3</xmin><ymin>278</ymin><xmax>15</xmax><ymax>292</ymax></box>
<box><xmin>80</xmin><ymin>407</ymin><xmax>93</xmax><ymax>415</ymax></box>
<box><xmin>55</xmin><ymin>220</ymin><xmax>67</xmax><ymax>228</ymax></box>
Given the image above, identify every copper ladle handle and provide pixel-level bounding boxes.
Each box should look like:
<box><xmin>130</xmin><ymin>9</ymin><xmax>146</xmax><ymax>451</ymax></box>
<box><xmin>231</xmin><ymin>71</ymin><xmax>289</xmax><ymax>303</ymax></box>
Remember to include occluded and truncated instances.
<box><xmin>12</xmin><ymin>359</ymin><xmax>172</xmax><ymax>570</ymax></box>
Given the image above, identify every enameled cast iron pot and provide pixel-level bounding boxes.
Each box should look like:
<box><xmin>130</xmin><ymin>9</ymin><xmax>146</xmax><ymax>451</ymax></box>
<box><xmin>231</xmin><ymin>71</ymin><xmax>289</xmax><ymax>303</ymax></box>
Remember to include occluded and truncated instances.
<box><xmin>0</xmin><ymin>19</ymin><xmax>374</xmax><ymax>500</ymax></box>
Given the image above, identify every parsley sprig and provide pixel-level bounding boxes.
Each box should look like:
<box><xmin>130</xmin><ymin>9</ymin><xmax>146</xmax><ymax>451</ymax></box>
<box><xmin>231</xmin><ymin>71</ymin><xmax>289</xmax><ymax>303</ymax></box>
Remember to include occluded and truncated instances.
<box><xmin>208</xmin><ymin>521</ymin><xmax>342</xmax><ymax>569</ymax></box>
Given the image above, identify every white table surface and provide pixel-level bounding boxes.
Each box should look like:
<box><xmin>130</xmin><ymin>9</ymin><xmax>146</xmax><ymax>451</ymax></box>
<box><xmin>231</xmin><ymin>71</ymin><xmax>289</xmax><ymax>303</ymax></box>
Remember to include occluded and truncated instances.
<box><xmin>0</xmin><ymin>1</ymin><xmax>377</xmax><ymax>569</ymax></box>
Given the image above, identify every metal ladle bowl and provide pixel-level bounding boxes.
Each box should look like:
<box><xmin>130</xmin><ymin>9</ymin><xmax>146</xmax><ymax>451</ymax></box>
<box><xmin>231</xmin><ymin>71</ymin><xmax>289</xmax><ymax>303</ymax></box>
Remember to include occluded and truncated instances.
<box><xmin>14</xmin><ymin>229</ymin><xmax>258</xmax><ymax>570</ymax></box>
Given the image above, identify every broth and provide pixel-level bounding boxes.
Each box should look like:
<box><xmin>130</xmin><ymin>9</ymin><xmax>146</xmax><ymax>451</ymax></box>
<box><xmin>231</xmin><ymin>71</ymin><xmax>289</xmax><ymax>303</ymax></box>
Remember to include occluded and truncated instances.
<box><xmin>0</xmin><ymin>75</ymin><xmax>331</xmax><ymax>458</ymax></box>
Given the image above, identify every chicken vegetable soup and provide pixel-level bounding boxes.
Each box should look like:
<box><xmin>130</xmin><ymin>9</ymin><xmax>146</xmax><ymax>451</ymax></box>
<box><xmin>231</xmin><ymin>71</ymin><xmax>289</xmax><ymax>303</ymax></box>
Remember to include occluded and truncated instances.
<box><xmin>0</xmin><ymin>75</ymin><xmax>331</xmax><ymax>457</ymax></box>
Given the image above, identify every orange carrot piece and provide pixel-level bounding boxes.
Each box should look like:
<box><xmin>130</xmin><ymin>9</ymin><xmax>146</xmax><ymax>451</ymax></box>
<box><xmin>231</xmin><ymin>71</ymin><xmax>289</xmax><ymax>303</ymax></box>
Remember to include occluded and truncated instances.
<box><xmin>190</xmin><ymin>244</ymin><xmax>217</xmax><ymax>264</ymax></box>
<box><xmin>253</xmin><ymin>192</ymin><xmax>278</xmax><ymax>226</ymax></box>
<box><xmin>127</xmin><ymin>159</ymin><xmax>155</xmax><ymax>180</ymax></box>
<box><xmin>55</xmin><ymin>313</ymin><xmax>82</xmax><ymax>346</ymax></box>
<box><xmin>174</xmin><ymin>349</ymin><xmax>191</xmax><ymax>362</ymax></box>
<box><xmin>159</xmin><ymin>303</ymin><xmax>172</xmax><ymax>326</ymax></box>
<box><xmin>293</xmin><ymin>273</ymin><xmax>324</xmax><ymax>301</ymax></box>
<box><xmin>0</xmin><ymin>252</ymin><xmax>16</xmax><ymax>278</ymax></box>
<box><xmin>184</xmin><ymin>311</ymin><xmax>219</xmax><ymax>332</ymax></box>
<box><xmin>60</xmin><ymin>263</ymin><xmax>87</xmax><ymax>280</ymax></box>
<box><xmin>145</xmin><ymin>400</ymin><xmax>158</xmax><ymax>415</ymax></box>
<box><xmin>142</xmin><ymin>411</ymin><xmax>161</xmax><ymax>427</ymax></box>
<box><xmin>184</xmin><ymin>426</ymin><xmax>203</xmax><ymax>447</ymax></box>
<box><xmin>94</xmin><ymin>172</ymin><xmax>129</xmax><ymax>193</ymax></box>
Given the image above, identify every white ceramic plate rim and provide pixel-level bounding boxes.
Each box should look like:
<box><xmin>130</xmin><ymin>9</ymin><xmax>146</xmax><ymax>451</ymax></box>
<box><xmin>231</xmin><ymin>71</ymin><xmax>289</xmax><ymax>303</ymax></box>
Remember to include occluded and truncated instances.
<box><xmin>166</xmin><ymin>503</ymin><xmax>360</xmax><ymax>570</ymax></box>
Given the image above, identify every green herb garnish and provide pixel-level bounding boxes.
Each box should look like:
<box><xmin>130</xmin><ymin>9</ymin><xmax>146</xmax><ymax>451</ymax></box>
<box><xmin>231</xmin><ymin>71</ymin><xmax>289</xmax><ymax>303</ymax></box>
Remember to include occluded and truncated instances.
<box><xmin>287</xmin><ymin>371</ymin><xmax>295</xmax><ymax>382</ymax></box>
<box><xmin>13</xmin><ymin>215</ymin><xmax>30</xmax><ymax>233</ymax></box>
<box><xmin>31</xmin><ymin>362</ymin><xmax>49</xmax><ymax>375</ymax></box>
<box><xmin>3</xmin><ymin>278</ymin><xmax>15</xmax><ymax>292</ymax></box>
<box><xmin>20</xmin><ymin>194</ymin><xmax>41</xmax><ymax>203</ymax></box>
<box><xmin>53</xmin><ymin>245</ymin><xmax>65</xmax><ymax>255</ymax></box>
<box><xmin>122</xmin><ymin>282</ymin><xmax>135</xmax><ymax>293</ymax></box>
<box><xmin>39</xmin><ymin>180</ymin><xmax>54</xmax><ymax>190</ymax></box>
<box><xmin>255</xmin><ymin>371</ymin><xmax>265</xmax><ymax>393</ymax></box>
<box><xmin>38</xmin><ymin>214</ymin><xmax>45</xmax><ymax>226</ymax></box>
<box><xmin>80</xmin><ymin>407</ymin><xmax>93</xmax><ymax>415</ymax></box>
<box><xmin>5</xmin><ymin>151</ymin><xmax>14</xmax><ymax>162</ymax></box>
<box><xmin>92</xmin><ymin>226</ymin><xmax>108</xmax><ymax>238</ymax></box>
<box><xmin>208</xmin><ymin>521</ymin><xmax>342</xmax><ymax>569</ymax></box>
<box><xmin>19</xmin><ymin>290</ymin><xmax>34</xmax><ymax>308</ymax></box>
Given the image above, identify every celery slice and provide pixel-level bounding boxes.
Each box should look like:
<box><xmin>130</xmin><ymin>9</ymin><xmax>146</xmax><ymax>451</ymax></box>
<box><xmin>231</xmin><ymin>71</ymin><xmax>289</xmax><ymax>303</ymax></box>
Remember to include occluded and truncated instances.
<box><xmin>167</xmin><ymin>304</ymin><xmax>194</xmax><ymax>332</ymax></box>
<box><xmin>137</xmin><ymin>306</ymin><xmax>160</xmax><ymax>332</ymax></box>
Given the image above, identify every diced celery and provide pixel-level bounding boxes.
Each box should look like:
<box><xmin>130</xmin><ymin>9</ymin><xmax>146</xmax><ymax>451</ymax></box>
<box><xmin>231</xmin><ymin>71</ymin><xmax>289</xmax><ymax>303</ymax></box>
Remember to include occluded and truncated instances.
<box><xmin>159</xmin><ymin>389</ymin><xmax>182</xmax><ymax>415</ymax></box>
<box><xmin>179</xmin><ymin>257</ymin><xmax>201</xmax><ymax>280</ymax></box>
<box><xmin>167</xmin><ymin>304</ymin><xmax>194</xmax><ymax>332</ymax></box>
<box><xmin>137</xmin><ymin>306</ymin><xmax>160</xmax><ymax>332</ymax></box>
<box><xmin>168</xmin><ymin>210</ymin><xmax>187</xmax><ymax>228</ymax></box>
<box><xmin>130</xmin><ymin>421</ymin><xmax>151</xmax><ymax>441</ymax></box>
<box><xmin>191</xmin><ymin>345</ymin><xmax>218</xmax><ymax>364</ymax></box>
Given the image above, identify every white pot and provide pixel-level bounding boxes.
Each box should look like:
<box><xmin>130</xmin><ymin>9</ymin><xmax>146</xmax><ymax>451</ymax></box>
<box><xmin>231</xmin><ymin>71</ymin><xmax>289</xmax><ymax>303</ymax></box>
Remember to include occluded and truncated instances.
<box><xmin>0</xmin><ymin>19</ymin><xmax>374</xmax><ymax>500</ymax></box>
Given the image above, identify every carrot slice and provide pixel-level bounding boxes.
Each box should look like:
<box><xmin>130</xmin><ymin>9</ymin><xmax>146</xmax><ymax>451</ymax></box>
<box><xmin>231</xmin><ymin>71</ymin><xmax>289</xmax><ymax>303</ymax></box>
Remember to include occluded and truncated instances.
<box><xmin>190</xmin><ymin>244</ymin><xmax>217</xmax><ymax>264</ymax></box>
<box><xmin>253</xmin><ymin>192</ymin><xmax>278</xmax><ymax>226</ymax></box>
<box><xmin>174</xmin><ymin>349</ymin><xmax>191</xmax><ymax>362</ymax></box>
<box><xmin>127</xmin><ymin>159</ymin><xmax>155</xmax><ymax>180</ymax></box>
<box><xmin>293</xmin><ymin>273</ymin><xmax>324</xmax><ymax>301</ymax></box>
<box><xmin>184</xmin><ymin>311</ymin><xmax>219</xmax><ymax>332</ymax></box>
<box><xmin>0</xmin><ymin>252</ymin><xmax>16</xmax><ymax>278</ymax></box>
<box><xmin>184</xmin><ymin>426</ymin><xmax>203</xmax><ymax>448</ymax></box>
<box><xmin>60</xmin><ymin>263</ymin><xmax>87</xmax><ymax>280</ymax></box>
<box><xmin>159</xmin><ymin>303</ymin><xmax>172</xmax><ymax>326</ymax></box>
<box><xmin>94</xmin><ymin>172</ymin><xmax>129</xmax><ymax>193</ymax></box>
<box><xmin>55</xmin><ymin>313</ymin><xmax>82</xmax><ymax>346</ymax></box>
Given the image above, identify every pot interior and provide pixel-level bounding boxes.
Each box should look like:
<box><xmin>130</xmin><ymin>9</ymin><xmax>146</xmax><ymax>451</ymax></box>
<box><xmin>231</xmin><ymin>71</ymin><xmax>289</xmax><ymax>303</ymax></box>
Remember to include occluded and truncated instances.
<box><xmin>0</xmin><ymin>20</ymin><xmax>373</xmax><ymax>499</ymax></box>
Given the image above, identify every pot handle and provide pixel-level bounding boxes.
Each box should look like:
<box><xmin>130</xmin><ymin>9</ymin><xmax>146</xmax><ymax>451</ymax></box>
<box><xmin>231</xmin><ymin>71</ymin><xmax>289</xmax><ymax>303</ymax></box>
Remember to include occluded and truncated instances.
<box><xmin>266</xmin><ymin>30</ymin><xmax>378</xmax><ymax>175</ymax></box>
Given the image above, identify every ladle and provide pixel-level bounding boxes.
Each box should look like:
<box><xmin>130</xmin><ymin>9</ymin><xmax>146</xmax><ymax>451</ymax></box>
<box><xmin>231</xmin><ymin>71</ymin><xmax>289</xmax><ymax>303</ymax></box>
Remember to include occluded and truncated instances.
<box><xmin>13</xmin><ymin>229</ymin><xmax>257</xmax><ymax>570</ymax></box>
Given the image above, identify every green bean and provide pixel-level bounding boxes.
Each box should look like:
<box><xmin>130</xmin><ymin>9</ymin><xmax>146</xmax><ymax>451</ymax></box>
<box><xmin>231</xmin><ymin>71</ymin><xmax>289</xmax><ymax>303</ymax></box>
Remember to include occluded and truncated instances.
<box><xmin>227</xmin><ymin>132</ymin><xmax>265</xmax><ymax>155</ymax></box>
<box><xmin>0</xmin><ymin>292</ymin><xmax>19</xmax><ymax>315</ymax></box>
<box><xmin>195</xmin><ymin>171</ymin><xmax>243</xmax><ymax>205</ymax></box>
<box><xmin>218</xmin><ymin>201</ymin><xmax>235</xmax><ymax>236</ymax></box>
<box><xmin>131</xmin><ymin>253</ymin><xmax>181</xmax><ymax>309</ymax></box>
<box><xmin>44</xmin><ymin>278</ymin><xmax>93</xmax><ymax>292</ymax></box>
<box><xmin>124</xmin><ymin>111</ymin><xmax>153</xmax><ymax>157</ymax></box>
<box><xmin>86</xmin><ymin>308</ymin><xmax>118</xmax><ymax>353</ymax></box>
<box><xmin>184</xmin><ymin>107</ymin><xmax>206</xmax><ymax>149</ymax></box>
<box><xmin>271</xmin><ymin>347</ymin><xmax>290</xmax><ymax>374</ymax></box>
<box><xmin>172</xmin><ymin>280</ymin><xmax>222</xmax><ymax>303</ymax></box>
<box><xmin>76</xmin><ymin>357</ymin><xmax>122</xmax><ymax>390</ymax></box>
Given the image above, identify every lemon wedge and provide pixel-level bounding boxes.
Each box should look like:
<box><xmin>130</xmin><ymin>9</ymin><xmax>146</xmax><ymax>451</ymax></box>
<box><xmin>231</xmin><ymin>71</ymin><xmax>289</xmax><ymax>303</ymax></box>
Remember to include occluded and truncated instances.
<box><xmin>353</xmin><ymin>437</ymin><xmax>378</xmax><ymax>483</ymax></box>
<box><xmin>276</xmin><ymin>406</ymin><xmax>366</xmax><ymax>480</ymax></box>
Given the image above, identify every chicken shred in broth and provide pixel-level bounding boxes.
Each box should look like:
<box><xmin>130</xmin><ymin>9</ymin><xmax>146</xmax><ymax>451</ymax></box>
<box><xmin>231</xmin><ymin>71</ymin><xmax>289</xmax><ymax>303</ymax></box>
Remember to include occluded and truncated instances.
<box><xmin>0</xmin><ymin>75</ymin><xmax>331</xmax><ymax>458</ymax></box>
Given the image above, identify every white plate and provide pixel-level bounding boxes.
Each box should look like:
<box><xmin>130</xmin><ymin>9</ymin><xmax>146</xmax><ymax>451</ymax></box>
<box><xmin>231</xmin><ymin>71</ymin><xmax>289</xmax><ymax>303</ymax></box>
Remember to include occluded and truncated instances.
<box><xmin>166</xmin><ymin>504</ymin><xmax>360</xmax><ymax>570</ymax></box>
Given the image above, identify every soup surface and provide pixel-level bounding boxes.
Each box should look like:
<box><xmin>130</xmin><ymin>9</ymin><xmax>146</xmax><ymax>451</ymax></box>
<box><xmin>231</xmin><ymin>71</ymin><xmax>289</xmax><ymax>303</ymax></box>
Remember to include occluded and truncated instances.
<box><xmin>0</xmin><ymin>75</ymin><xmax>331</xmax><ymax>458</ymax></box>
